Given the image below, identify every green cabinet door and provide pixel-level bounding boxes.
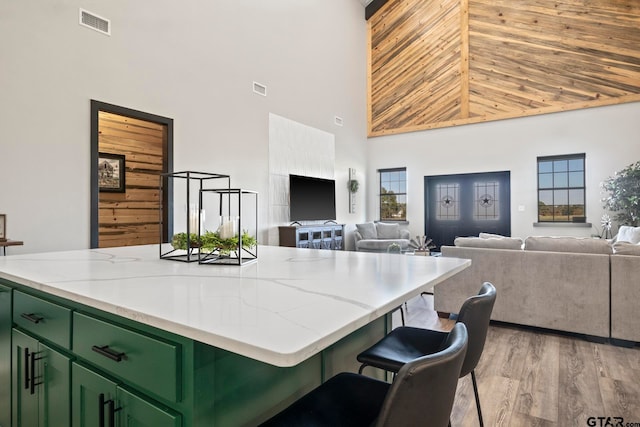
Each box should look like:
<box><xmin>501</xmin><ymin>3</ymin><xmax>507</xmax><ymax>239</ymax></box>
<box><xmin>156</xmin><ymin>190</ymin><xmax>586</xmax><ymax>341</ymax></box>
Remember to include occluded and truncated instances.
<box><xmin>11</xmin><ymin>329</ymin><xmax>71</xmax><ymax>427</ymax></box>
<box><xmin>118</xmin><ymin>387</ymin><xmax>181</xmax><ymax>427</ymax></box>
<box><xmin>39</xmin><ymin>343</ymin><xmax>71</xmax><ymax>427</ymax></box>
<box><xmin>73</xmin><ymin>362</ymin><xmax>181</xmax><ymax>427</ymax></box>
<box><xmin>12</xmin><ymin>329</ymin><xmax>39</xmax><ymax>427</ymax></box>
<box><xmin>0</xmin><ymin>284</ymin><xmax>11</xmax><ymax>427</ymax></box>
<box><xmin>72</xmin><ymin>362</ymin><xmax>118</xmax><ymax>427</ymax></box>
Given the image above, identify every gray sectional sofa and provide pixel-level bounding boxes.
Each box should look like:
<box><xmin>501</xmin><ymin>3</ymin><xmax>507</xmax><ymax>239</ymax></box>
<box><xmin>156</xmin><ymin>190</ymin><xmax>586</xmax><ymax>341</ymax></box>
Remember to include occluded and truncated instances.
<box><xmin>434</xmin><ymin>235</ymin><xmax>640</xmax><ymax>343</ymax></box>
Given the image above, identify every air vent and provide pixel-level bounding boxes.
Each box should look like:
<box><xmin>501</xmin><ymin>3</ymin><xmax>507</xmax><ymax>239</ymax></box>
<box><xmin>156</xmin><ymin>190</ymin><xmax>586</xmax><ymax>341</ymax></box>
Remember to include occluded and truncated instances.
<box><xmin>334</xmin><ymin>116</ymin><xmax>344</xmax><ymax>126</ymax></box>
<box><xmin>253</xmin><ymin>81</ymin><xmax>267</xmax><ymax>97</ymax></box>
<box><xmin>79</xmin><ymin>9</ymin><xmax>110</xmax><ymax>35</ymax></box>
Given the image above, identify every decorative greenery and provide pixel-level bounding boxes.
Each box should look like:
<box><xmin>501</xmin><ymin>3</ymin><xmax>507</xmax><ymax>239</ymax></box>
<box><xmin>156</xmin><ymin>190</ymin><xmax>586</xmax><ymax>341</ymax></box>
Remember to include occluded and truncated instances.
<box><xmin>601</xmin><ymin>161</ymin><xmax>640</xmax><ymax>226</ymax></box>
<box><xmin>387</xmin><ymin>242</ymin><xmax>402</xmax><ymax>253</ymax></box>
<box><xmin>348</xmin><ymin>179</ymin><xmax>359</xmax><ymax>193</ymax></box>
<box><xmin>171</xmin><ymin>232</ymin><xmax>200</xmax><ymax>249</ymax></box>
<box><xmin>171</xmin><ymin>230</ymin><xmax>257</xmax><ymax>255</ymax></box>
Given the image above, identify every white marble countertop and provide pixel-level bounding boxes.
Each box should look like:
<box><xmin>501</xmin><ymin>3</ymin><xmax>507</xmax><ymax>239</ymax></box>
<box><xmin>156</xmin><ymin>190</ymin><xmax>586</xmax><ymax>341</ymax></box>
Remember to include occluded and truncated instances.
<box><xmin>0</xmin><ymin>245</ymin><xmax>470</xmax><ymax>367</ymax></box>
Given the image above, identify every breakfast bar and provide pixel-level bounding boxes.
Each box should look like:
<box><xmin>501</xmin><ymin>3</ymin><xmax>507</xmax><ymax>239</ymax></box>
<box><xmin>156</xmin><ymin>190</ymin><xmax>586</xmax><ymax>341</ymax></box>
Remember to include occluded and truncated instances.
<box><xmin>0</xmin><ymin>245</ymin><xmax>470</xmax><ymax>426</ymax></box>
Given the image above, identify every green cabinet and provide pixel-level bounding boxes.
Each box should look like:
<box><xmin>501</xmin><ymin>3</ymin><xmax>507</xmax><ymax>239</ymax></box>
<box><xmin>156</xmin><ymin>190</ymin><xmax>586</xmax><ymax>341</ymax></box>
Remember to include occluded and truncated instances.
<box><xmin>11</xmin><ymin>328</ymin><xmax>71</xmax><ymax>427</ymax></box>
<box><xmin>72</xmin><ymin>362</ymin><xmax>180</xmax><ymax>427</ymax></box>
<box><xmin>1</xmin><ymin>284</ymin><xmax>12</xmax><ymax>427</ymax></box>
<box><xmin>72</xmin><ymin>312</ymin><xmax>179</xmax><ymax>403</ymax></box>
<box><xmin>8</xmin><ymin>287</ymin><xmax>182</xmax><ymax>427</ymax></box>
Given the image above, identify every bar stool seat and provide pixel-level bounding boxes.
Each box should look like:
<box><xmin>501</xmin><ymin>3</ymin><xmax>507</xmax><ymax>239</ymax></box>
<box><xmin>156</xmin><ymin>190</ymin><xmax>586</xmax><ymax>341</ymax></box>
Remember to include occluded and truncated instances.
<box><xmin>259</xmin><ymin>323</ymin><xmax>469</xmax><ymax>427</ymax></box>
<box><xmin>357</xmin><ymin>282</ymin><xmax>496</xmax><ymax>427</ymax></box>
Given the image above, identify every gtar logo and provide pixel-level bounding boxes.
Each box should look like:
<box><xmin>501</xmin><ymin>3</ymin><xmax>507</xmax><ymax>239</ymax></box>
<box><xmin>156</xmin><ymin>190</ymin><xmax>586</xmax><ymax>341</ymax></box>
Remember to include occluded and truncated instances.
<box><xmin>587</xmin><ymin>417</ymin><xmax>624</xmax><ymax>427</ymax></box>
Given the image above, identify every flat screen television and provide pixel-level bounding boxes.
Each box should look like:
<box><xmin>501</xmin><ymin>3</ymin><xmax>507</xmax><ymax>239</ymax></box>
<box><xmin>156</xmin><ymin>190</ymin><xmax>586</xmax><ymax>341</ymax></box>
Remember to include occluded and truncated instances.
<box><xmin>289</xmin><ymin>174</ymin><xmax>336</xmax><ymax>222</ymax></box>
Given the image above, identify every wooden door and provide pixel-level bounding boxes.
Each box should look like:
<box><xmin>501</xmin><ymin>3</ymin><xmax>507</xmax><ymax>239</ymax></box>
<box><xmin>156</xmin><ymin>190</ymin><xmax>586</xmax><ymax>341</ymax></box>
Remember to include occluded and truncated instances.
<box><xmin>98</xmin><ymin>112</ymin><xmax>167</xmax><ymax>248</ymax></box>
<box><xmin>424</xmin><ymin>171</ymin><xmax>511</xmax><ymax>250</ymax></box>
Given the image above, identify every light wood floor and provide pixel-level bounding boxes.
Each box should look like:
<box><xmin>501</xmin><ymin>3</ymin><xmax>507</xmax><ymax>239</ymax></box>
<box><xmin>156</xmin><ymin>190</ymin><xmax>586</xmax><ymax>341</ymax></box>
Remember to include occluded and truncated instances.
<box><xmin>392</xmin><ymin>295</ymin><xmax>640</xmax><ymax>426</ymax></box>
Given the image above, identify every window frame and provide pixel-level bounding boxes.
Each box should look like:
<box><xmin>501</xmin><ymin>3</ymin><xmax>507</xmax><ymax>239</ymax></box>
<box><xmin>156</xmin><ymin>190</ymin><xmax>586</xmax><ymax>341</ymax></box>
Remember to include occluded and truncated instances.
<box><xmin>379</xmin><ymin>167</ymin><xmax>407</xmax><ymax>221</ymax></box>
<box><xmin>536</xmin><ymin>153</ymin><xmax>586</xmax><ymax>223</ymax></box>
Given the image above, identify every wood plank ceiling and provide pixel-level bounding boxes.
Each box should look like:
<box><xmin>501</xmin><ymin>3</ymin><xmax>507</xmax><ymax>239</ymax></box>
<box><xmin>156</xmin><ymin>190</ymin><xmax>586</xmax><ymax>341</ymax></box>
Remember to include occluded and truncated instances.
<box><xmin>368</xmin><ymin>0</ymin><xmax>640</xmax><ymax>136</ymax></box>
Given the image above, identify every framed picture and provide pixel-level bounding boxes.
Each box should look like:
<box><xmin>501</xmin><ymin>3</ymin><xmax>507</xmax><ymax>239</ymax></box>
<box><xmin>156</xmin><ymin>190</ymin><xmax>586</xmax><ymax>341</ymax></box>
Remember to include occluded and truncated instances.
<box><xmin>0</xmin><ymin>214</ymin><xmax>6</xmax><ymax>241</ymax></box>
<box><xmin>98</xmin><ymin>153</ymin><xmax>126</xmax><ymax>193</ymax></box>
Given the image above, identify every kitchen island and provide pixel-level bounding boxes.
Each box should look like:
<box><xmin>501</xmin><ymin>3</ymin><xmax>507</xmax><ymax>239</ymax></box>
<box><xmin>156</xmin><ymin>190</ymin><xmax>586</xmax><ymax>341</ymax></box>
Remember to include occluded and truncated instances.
<box><xmin>0</xmin><ymin>244</ymin><xmax>469</xmax><ymax>426</ymax></box>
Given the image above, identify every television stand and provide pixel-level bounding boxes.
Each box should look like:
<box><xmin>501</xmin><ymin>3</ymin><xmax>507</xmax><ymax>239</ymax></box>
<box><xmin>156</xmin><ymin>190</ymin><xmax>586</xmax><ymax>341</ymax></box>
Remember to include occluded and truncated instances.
<box><xmin>279</xmin><ymin>224</ymin><xmax>345</xmax><ymax>250</ymax></box>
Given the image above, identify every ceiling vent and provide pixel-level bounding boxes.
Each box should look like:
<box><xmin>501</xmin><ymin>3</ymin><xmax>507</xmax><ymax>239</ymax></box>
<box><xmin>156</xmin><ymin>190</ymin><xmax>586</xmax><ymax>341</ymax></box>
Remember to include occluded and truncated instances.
<box><xmin>253</xmin><ymin>81</ymin><xmax>267</xmax><ymax>97</ymax></box>
<box><xmin>79</xmin><ymin>9</ymin><xmax>111</xmax><ymax>36</ymax></box>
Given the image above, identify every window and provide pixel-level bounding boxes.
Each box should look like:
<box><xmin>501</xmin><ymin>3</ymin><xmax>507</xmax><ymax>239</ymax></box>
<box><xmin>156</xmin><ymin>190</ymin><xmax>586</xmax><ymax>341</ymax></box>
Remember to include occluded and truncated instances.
<box><xmin>379</xmin><ymin>168</ymin><xmax>407</xmax><ymax>221</ymax></box>
<box><xmin>435</xmin><ymin>183</ymin><xmax>459</xmax><ymax>220</ymax></box>
<box><xmin>537</xmin><ymin>154</ymin><xmax>585</xmax><ymax>222</ymax></box>
<box><xmin>474</xmin><ymin>181</ymin><xmax>500</xmax><ymax>220</ymax></box>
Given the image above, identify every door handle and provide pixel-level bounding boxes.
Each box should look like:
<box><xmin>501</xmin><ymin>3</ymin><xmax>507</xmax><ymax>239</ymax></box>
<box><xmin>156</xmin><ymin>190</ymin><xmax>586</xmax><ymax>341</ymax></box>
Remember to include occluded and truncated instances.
<box><xmin>24</xmin><ymin>348</ymin><xmax>30</xmax><ymax>390</ymax></box>
<box><xmin>92</xmin><ymin>345</ymin><xmax>125</xmax><ymax>362</ymax></box>
<box><xmin>29</xmin><ymin>351</ymin><xmax>42</xmax><ymax>395</ymax></box>
<box><xmin>99</xmin><ymin>393</ymin><xmax>120</xmax><ymax>427</ymax></box>
<box><xmin>108</xmin><ymin>399</ymin><xmax>122</xmax><ymax>427</ymax></box>
<box><xmin>99</xmin><ymin>393</ymin><xmax>106</xmax><ymax>427</ymax></box>
<box><xmin>21</xmin><ymin>313</ymin><xmax>44</xmax><ymax>324</ymax></box>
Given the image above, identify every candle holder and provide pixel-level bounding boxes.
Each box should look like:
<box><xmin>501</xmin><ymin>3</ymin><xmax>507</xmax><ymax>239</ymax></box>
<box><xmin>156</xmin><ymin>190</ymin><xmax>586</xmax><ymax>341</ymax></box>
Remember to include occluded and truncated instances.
<box><xmin>198</xmin><ymin>188</ymin><xmax>258</xmax><ymax>266</ymax></box>
<box><xmin>159</xmin><ymin>171</ymin><xmax>230</xmax><ymax>262</ymax></box>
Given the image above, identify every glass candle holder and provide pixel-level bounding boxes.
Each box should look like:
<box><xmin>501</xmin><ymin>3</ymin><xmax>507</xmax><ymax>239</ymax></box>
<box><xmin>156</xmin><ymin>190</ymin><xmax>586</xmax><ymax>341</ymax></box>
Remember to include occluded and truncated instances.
<box><xmin>218</xmin><ymin>216</ymin><xmax>238</xmax><ymax>239</ymax></box>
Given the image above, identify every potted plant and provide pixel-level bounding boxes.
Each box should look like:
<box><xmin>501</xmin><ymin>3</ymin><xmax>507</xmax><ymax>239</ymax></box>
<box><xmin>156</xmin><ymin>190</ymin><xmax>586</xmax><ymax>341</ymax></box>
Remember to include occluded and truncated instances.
<box><xmin>348</xmin><ymin>179</ymin><xmax>359</xmax><ymax>193</ymax></box>
<box><xmin>171</xmin><ymin>230</ymin><xmax>257</xmax><ymax>255</ymax></box>
<box><xmin>602</xmin><ymin>161</ymin><xmax>640</xmax><ymax>227</ymax></box>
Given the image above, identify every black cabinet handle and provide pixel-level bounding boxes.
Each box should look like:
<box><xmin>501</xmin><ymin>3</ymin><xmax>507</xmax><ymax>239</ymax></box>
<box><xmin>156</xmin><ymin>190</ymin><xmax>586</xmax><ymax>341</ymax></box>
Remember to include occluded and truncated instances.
<box><xmin>29</xmin><ymin>352</ymin><xmax>42</xmax><ymax>395</ymax></box>
<box><xmin>24</xmin><ymin>348</ymin><xmax>30</xmax><ymax>390</ymax></box>
<box><xmin>99</xmin><ymin>393</ymin><xmax>106</xmax><ymax>427</ymax></box>
<box><xmin>21</xmin><ymin>313</ymin><xmax>44</xmax><ymax>324</ymax></box>
<box><xmin>92</xmin><ymin>345</ymin><xmax>125</xmax><ymax>362</ymax></box>
<box><xmin>108</xmin><ymin>399</ymin><xmax>117</xmax><ymax>427</ymax></box>
<box><xmin>30</xmin><ymin>350</ymin><xmax>37</xmax><ymax>395</ymax></box>
<box><xmin>98</xmin><ymin>394</ymin><xmax>120</xmax><ymax>427</ymax></box>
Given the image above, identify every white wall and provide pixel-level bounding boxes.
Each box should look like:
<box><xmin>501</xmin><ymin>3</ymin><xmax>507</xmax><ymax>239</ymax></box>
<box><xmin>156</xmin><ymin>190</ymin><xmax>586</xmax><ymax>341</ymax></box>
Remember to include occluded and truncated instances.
<box><xmin>3</xmin><ymin>1</ymin><xmax>637</xmax><ymax>254</ymax></box>
<box><xmin>366</xmin><ymin>102</ymin><xmax>640</xmax><ymax>239</ymax></box>
<box><xmin>0</xmin><ymin>0</ymin><xmax>369</xmax><ymax>254</ymax></box>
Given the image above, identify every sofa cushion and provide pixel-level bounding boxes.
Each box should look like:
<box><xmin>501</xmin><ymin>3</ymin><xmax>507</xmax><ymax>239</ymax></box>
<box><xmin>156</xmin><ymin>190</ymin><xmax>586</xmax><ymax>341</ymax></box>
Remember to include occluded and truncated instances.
<box><xmin>454</xmin><ymin>236</ymin><xmax>523</xmax><ymax>250</ymax></box>
<box><xmin>356</xmin><ymin>222</ymin><xmax>377</xmax><ymax>240</ymax></box>
<box><xmin>616</xmin><ymin>225</ymin><xmax>640</xmax><ymax>244</ymax></box>
<box><xmin>612</xmin><ymin>241</ymin><xmax>640</xmax><ymax>255</ymax></box>
<box><xmin>357</xmin><ymin>239</ymin><xmax>410</xmax><ymax>251</ymax></box>
<box><xmin>524</xmin><ymin>236</ymin><xmax>612</xmax><ymax>254</ymax></box>
<box><xmin>479</xmin><ymin>232</ymin><xmax>507</xmax><ymax>239</ymax></box>
<box><xmin>376</xmin><ymin>222</ymin><xmax>400</xmax><ymax>239</ymax></box>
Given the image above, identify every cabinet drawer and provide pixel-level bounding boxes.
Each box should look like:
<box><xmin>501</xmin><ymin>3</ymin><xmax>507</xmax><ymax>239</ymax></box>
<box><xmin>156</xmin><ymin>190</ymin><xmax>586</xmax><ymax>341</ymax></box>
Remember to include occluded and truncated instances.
<box><xmin>72</xmin><ymin>312</ymin><xmax>180</xmax><ymax>403</ymax></box>
<box><xmin>13</xmin><ymin>291</ymin><xmax>72</xmax><ymax>349</ymax></box>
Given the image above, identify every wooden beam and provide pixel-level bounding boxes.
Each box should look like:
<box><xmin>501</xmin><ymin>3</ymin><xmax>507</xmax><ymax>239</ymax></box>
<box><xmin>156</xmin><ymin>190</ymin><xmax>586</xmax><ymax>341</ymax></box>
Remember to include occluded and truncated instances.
<box><xmin>365</xmin><ymin>0</ymin><xmax>390</xmax><ymax>21</ymax></box>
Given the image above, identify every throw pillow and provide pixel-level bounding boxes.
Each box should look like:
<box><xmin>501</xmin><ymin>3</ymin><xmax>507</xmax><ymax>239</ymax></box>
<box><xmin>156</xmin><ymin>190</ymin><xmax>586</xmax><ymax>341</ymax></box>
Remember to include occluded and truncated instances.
<box><xmin>376</xmin><ymin>222</ymin><xmax>400</xmax><ymax>239</ymax></box>
<box><xmin>479</xmin><ymin>232</ymin><xmax>506</xmax><ymax>239</ymax></box>
<box><xmin>612</xmin><ymin>241</ymin><xmax>640</xmax><ymax>256</ymax></box>
<box><xmin>616</xmin><ymin>225</ymin><xmax>640</xmax><ymax>244</ymax></box>
<box><xmin>454</xmin><ymin>236</ymin><xmax>523</xmax><ymax>250</ymax></box>
<box><xmin>356</xmin><ymin>222</ymin><xmax>377</xmax><ymax>240</ymax></box>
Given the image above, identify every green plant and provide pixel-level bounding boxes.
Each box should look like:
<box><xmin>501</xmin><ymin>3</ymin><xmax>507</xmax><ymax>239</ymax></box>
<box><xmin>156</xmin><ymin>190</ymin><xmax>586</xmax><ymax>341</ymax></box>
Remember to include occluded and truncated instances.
<box><xmin>171</xmin><ymin>230</ymin><xmax>257</xmax><ymax>255</ymax></box>
<box><xmin>171</xmin><ymin>233</ymin><xmax>200</xmax><ymax>249</ymax></box>
<box><xmin>348</xmin><ymin>179</ymin><xmax>359</xmax><ymax>193</ymax></box>
<box><xmin>602</xmin><ymin>161</ymin><xmax>640</xmax><ymax>226</ymax></box>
